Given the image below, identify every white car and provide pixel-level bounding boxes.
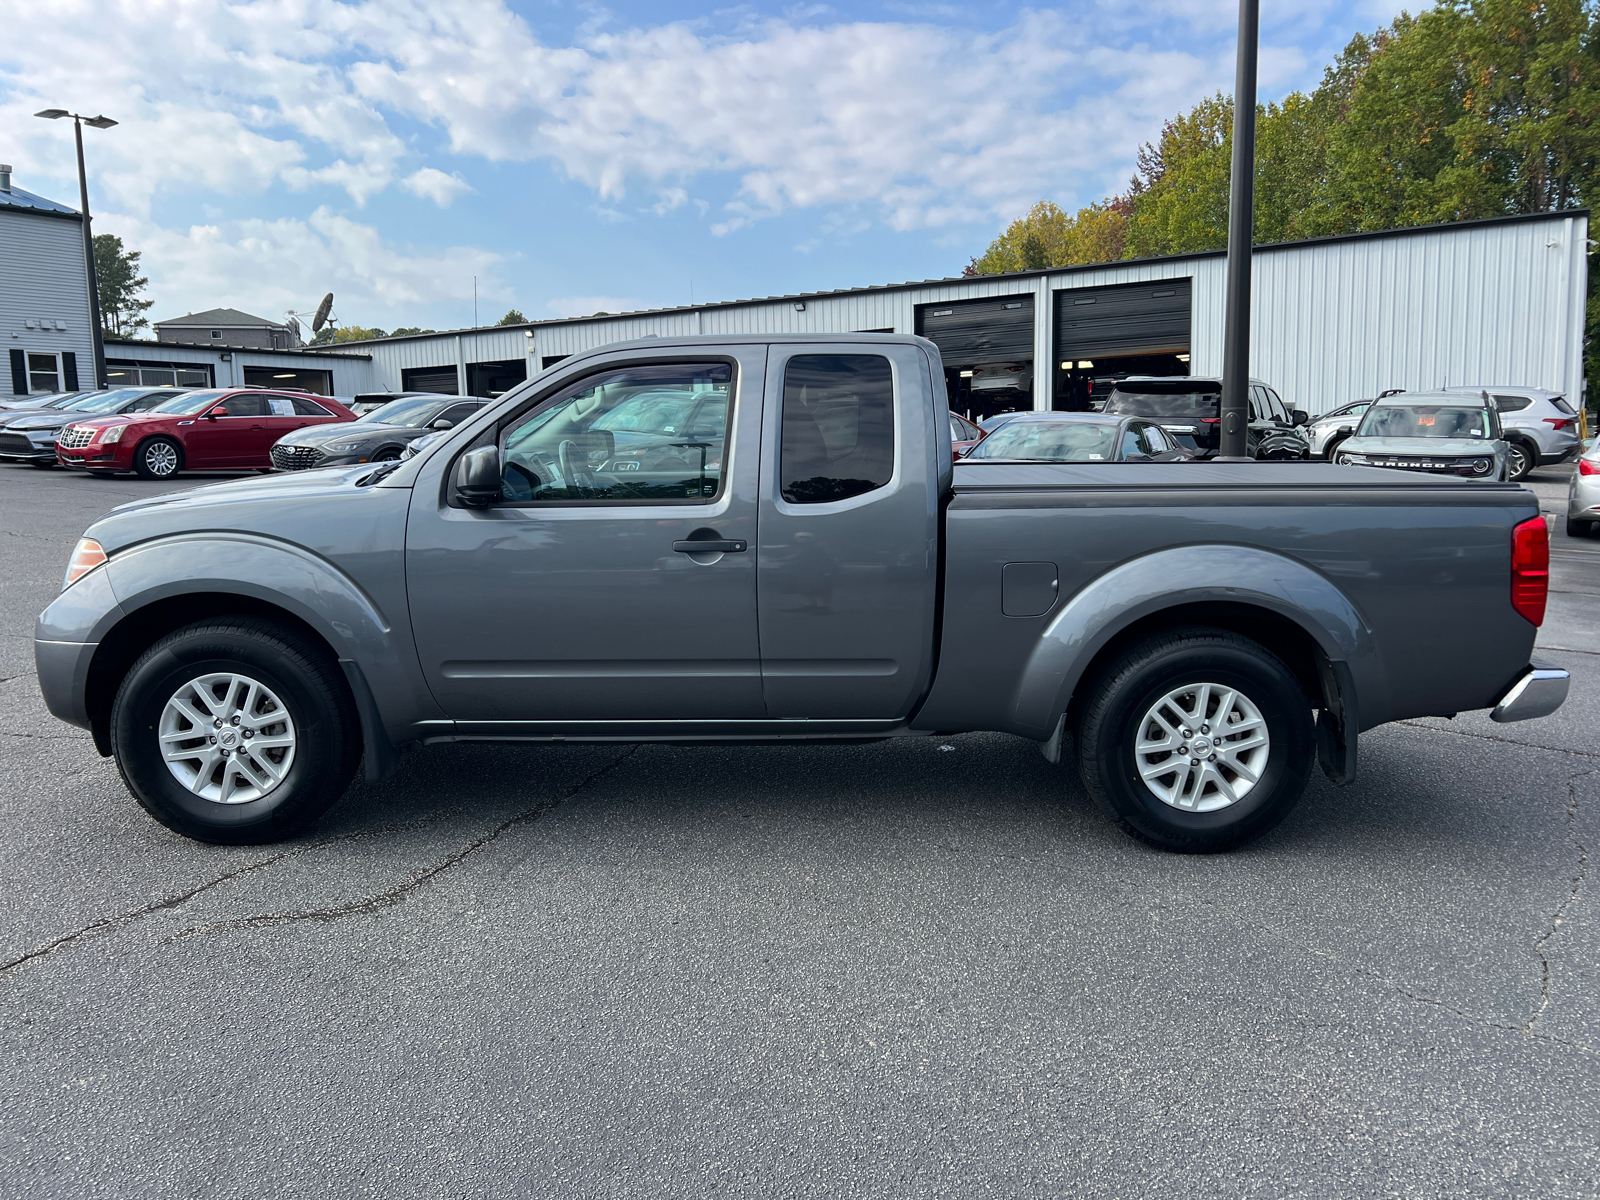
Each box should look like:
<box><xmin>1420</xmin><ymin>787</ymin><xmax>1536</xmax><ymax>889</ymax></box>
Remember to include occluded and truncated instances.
<box><xmin>1442</xmin><ymin>385</ymin><xmax>1582</xmax><ymax>481</ymax></box>
<box><xmin>1307</xmin><ymin>399</ymin><xmax>1373</xmax><ymax>458</ymax></box>
<box><xmin>1568</xmin><ymin>440</ymin><xmax>1600</xmax><ymax>538</ymax></box>
<box><xmin>968</xmin><ymin>361</ymin><xmax>1032</xmax><ymax>398</ymax></box>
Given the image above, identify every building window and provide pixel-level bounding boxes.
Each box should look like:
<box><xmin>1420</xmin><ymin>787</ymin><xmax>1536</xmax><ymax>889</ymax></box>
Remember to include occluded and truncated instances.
<box><xmin>27</xmin><ymin>352</ymin><xmax>61</xmax><ymax>393</ymax></box>
<box><xmin>211</xmin><ymin>330</ymin><xmax>221</xmax><ymax>339</ymax></box>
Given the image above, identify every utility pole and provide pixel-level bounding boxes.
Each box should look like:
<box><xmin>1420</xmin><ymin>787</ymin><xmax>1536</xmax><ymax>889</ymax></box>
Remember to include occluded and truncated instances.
<box><xmin>35</xmin><ymin>109</ymin><xmax>116</xmax><ymax>389</ymax></box>
<box><xmin>1218</xmin><ymin>0</ymin><xmax>1259</xmax><ymax>460</ymax></box>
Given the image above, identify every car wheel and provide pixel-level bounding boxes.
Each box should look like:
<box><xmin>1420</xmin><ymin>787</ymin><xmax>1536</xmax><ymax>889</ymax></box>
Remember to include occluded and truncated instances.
<box><xmin>1323</xmin><ymin>436</ymin><xmax>1346</xmax><ymax>461</ymax></box>
<box><xmin>1568</xmin><ymin>517</ymin><xmax>1595</xmax><ymax>538</ymax></box>
<box><xmin>133</xmin><ymin>436</ymin><xmax>183</xmax><ymax>480</ymax></box>
<box><xmin>372</xmin><ymin>448</ymin><xmax>402</xmax><ymax>462</ymax></box>
<box><xmin>1075</xmin><ymin>628</ymin><xmax>1314</xmax><ymax>853</ymax></box>
<box><xmin>110</xmin><ymin>618</ymin><xmax>361</xmax><ymax>844</ymax></box>
<box><xmin>1505</xmin><ymin>440</ymin><xmax>1535</xmax><ymax>482</ymax></box>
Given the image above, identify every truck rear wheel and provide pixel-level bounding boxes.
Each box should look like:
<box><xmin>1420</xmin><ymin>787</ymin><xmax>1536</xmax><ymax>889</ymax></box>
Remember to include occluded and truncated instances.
<box><xmin>1076</xmin><ymin>628</ymin><xmax>1314</xmax><ymax>853</ymax></box>
<box><xmin>110</xmin><ymin>618</ymin><xmax>361</xmax><ymax>844</ymax></box>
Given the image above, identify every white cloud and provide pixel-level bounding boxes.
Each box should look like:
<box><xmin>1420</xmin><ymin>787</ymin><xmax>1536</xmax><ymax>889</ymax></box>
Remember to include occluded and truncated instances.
<box><xmin>402</xmin><ymin>167</ymin><xmax>473</xmax><ymax>206</ymax></box>
<box><xmin>100</xmin><ymin>208</ymin><xmax>506</xmax><ymax>328</ymax></box>
<box><xmin>545</xmin><ymin>296</ymin><xmax>643</xmax><ymax>318</ymax></box>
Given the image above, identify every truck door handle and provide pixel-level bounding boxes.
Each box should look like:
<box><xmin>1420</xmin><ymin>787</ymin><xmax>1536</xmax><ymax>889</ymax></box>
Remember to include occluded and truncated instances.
<box><xmin>673</xmin><ymin>538</ymin><xmax>746</xmax><ymax>554</ymax></box>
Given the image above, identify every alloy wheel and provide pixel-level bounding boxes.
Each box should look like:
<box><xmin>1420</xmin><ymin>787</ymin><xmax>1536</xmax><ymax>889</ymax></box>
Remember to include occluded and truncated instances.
<box><xmin>157</xmin><ymin>672</ymin><xmax>297</xmax><ymax>804</ymax></box>
<box><xmin>1132</xmin><ymin>681</ymin><xmax>1271</xmax><ymax>812</ymax></box>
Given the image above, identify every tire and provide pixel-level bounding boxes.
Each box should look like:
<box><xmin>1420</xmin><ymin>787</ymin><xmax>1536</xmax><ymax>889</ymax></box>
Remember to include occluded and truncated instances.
<box><xmin>1568</xmin><ymin>517</ymin><xmax>1594</xmax><ymax>539</ymax></box>
<box><xmin>110</xmin><ymin>618</ymin><xmax>361</xmax><ymax>844</ymax></box>
<box><xmin>372</xmin><ymin>448</ymin><xmax>402</xmax><ymax>462</ymax></box>
<box><xmin>1323</xmin><ymin>436</ymin><xmax>1346</xmax><ymax>462</ymax></box>
<box><xmin>1505</xmin><ymin>440</ymin><xmax>1535</xmax><ymax>482</ymax></box>
<box><xmin>133</xmin><ymin>436</ymin><xmax>183</xmax><ymax>480</ymax></box>
<box><xmin>1076</xmin><ymin>628</ymin><xmax>1315</xmax><ymax>853</ymax></box>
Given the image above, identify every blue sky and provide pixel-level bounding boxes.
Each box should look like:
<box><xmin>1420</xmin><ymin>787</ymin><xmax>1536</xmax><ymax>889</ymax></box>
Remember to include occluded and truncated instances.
<box><xmin>3</xmin><ymin>0</ymin><xmax>1406</xmax><ymax>333</ymax></box>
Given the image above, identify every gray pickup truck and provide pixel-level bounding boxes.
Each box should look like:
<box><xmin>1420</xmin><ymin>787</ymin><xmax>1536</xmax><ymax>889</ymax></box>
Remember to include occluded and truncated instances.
<box><xmin>35</xmin><ymin>334</ymin><xmax>1569</xmax><ymax>852</ymax></box>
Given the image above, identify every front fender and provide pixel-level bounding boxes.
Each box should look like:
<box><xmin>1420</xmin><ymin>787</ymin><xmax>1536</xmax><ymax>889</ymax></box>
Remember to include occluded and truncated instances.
<box><xmin>61</xmin><ymin>532</ymin><xmax>439</xmax><ymax>740</ymax></box>
<box><xmin>1011</xmin><ymin>544</ymin><xmax>1383</xmax><ymax>737</ymax></box>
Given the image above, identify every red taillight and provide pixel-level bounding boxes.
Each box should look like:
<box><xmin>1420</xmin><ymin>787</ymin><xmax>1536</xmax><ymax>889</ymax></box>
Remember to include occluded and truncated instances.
<box><xmin>1510</xmin><ymin>516</ymin><xmax>1549</xmax><ymax>626</ymax></box>
<box><xmin>1579</xmin><ymin>458</ymin><xmax>1599</xmax><ymax>476</ymax></box>
<box><xmin>1200</xmin><ymin>417</ymin><xmax>1220</xmax><ymax>423</ymax></box>
<box><xmin>1543</xmin><ymin>417</ymin><xmax>1575</xmax><ymax>431</ymax></box>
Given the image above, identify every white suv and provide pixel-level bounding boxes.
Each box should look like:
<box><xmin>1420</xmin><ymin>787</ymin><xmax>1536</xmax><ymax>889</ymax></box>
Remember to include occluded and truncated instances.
<box><xmin>1442</xmin><ymin>386</ymin><xmax>1581</xmax><ymax>480</ymax></box>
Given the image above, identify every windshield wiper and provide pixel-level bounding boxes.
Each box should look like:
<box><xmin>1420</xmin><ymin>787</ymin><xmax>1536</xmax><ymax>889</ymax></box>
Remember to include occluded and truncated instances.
<box><xmin>355</xmin><ymin>460</ymin><xmax>405</xmax><ymax>486</ymax></box>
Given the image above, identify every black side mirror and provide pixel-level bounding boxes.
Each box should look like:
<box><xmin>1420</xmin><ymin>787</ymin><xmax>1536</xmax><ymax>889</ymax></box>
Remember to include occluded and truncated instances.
<box><xmin>1335</xmin><ymin>425</ymin><xmax>1354</xmax><ymax>438</ymax></box>
<box><xmin>453</xmin><ymin>445</ymin><xmax>501</xmax><ymax>507</ymax></box>
<box><xmin>430</xmin><ymin>418</ymin><xmax>454</xmax><ymax>430</ymax></box>
<box><xmin>1291</xmin><ymin>409</ymin><xmax>1310</xmax><ymax>427</ymax></box>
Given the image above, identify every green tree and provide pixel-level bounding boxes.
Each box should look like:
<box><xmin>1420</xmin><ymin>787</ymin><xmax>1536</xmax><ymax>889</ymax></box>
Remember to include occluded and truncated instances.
<box><xmin>966</xmin><ymin>198</ymin><xmax>1132</xmax><ymax>274</ymax></box>
<box><xmin>496</xmin><ymin>308</ymin><xmax>527</xmax><ymax>325</ymax></box>
<box><xmin>92</xmin><ymin>234</ymin><xmax>154</xmax><ymax>336</ymax></box>
<box><xmin>387</xmin><ymin>327</ymin><xmax>433</xmax><ymax>337</ymax></box>
<box><xmin>312</xmin><ymin>325</ymin><xmax>387</xmax><ymax>344</ymax></box>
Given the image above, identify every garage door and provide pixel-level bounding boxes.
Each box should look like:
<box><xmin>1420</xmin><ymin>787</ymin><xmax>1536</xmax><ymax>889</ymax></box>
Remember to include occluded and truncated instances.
<box><xmin>1054</xmin><ymin>280</ymin><xmax>1191</xmax><ymax>359</ymax></box>
<box><xmin>402</xmin><ymin>366</ymin><xmax>460</xmax><ymax>394</ymax></box>
<box><xmin>915</xmin><ymin>295</ymin><xmax>1034</xmax><ymax>363</ymax></box>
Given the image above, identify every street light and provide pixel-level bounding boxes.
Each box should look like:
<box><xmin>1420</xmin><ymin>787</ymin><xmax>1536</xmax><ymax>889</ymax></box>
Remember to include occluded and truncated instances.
<box><xmin>34</xmin><ymin>108</ymin><xmax>118</xmax><ymax>389</ymax></box>
<box><xmin>1218</xmin><ymin>0</ymin><xmax>1258</xmax><ymax>461</ymax></box>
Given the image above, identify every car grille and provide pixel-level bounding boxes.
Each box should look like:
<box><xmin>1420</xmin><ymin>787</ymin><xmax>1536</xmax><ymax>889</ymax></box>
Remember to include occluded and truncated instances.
<box><xmin>1366</xmin><ymin>456</ymin><xmax>1490</xmax><ymax>477</ymax></box>
<box><xmin>56</xmin><ymin>426</ymin><xmax>95</xmax><ymax>450</ymax></box>
<box><xmin>0</xmin><ymin>432</ymin><xmax>37</xmax><ymax>456</ymax></box>
<box><xmin>271</xmin><ymin>443</ymin><xmax>325</xmax><ymax>471</ymax></box>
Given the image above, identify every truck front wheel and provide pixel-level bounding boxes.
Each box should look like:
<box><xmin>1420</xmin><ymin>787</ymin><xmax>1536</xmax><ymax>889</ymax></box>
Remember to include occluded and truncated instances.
<box><xmin>1076</xmin><ymin>629</ymin><xmax>1314</xmax><ymax>853</ymax></box>
<box><xmin>110</xmin><ymin>618</ymin><xmax>362</xmax><ymax>844</ymax></box>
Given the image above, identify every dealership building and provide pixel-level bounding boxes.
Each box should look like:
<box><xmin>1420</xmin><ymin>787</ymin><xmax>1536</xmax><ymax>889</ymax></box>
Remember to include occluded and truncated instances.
<box><xmin>13</xmin><ymin>186</ymin><xmax>1587</xmax><ymax>415</ymax></box>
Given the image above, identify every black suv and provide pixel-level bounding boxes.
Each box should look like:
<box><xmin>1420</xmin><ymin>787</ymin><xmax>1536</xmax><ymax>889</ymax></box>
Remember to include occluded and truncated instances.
<box><xmin>1099</xmin><ymin>376</ymin><xmax>1310</xmax><ymax>459</ymax></box>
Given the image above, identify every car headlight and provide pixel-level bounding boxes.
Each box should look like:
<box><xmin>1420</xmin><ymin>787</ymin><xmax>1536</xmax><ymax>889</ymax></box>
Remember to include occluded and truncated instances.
<box><xmin>63</xmin><ymin>538</ymin><xmax>107</xmax><ymax>590</ymax></box>
<box><xmin>322</xmin><ymin>441</ymin><xmax>365</xmax><ymax>453</ymax></box>
<box><xmin>1470</xmin><ymin>457</ymin><xmax>1493</xmax><ymax>475</ymax></box>
<box><xmin>99</xmin><ymin>424</ymin><xmax>127</xmax><ymax>444</ymax></box>
<box><xmin>1335</xmin><ymin>453</ymin><xmax>1368</xmax><ymax>465</ymax></box>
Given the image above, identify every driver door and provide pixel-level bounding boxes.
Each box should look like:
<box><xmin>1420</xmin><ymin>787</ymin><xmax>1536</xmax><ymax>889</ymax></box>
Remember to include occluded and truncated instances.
<box><xmin>405</xmin><ymin>349</ymin><xmax>767</xmax><ymax>728</ymax></box>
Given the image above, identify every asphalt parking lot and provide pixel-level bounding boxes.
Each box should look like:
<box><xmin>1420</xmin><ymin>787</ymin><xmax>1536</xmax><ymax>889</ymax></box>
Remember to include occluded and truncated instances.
<box><xmin>1</xmin><ymin>462</ymin><xmax>1596</xmax><ymax>1199</ymax></box>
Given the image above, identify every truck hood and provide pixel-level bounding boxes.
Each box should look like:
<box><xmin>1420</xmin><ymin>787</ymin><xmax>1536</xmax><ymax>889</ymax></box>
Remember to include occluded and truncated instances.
<box><xmin>89</xmin><ymin>464</ymin><xmax>399</xmax><ymax>554</ymax></box>
<box><xmin>1340</xmin><ymin>436</ymin><xmax>1501</xmax><ymax>456</ymax></box>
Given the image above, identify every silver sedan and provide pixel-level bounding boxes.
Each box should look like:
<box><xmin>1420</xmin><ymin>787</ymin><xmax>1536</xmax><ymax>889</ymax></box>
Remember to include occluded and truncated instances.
<box><xmin>1568</xmin><ymin>440</ymin><xmax>1600</xmax><ymax>537</ymax></box>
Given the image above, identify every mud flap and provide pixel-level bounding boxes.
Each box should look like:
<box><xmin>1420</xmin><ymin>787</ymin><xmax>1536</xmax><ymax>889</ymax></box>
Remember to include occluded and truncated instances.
<box><xmin>339</xmin><ymin>659</ymin><xmax>403</xmax><ymax>784</ymax></box>
<box><xmin>1315</xmin><ymin>656</ymin><xmax>1358</xmax><ymax>786</ymax></box>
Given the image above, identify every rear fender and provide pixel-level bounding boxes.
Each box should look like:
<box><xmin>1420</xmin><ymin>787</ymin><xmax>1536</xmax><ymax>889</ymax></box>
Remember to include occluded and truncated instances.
<box><xmin>1011</xmin><ymin>544</ymin><xmax>1381</xmax><ymax>739</ymax></box>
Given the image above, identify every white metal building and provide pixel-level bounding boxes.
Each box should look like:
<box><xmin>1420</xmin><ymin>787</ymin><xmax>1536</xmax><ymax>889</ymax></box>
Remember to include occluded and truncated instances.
<box><xmin>302</xmin><ymin>209</ymin><xmax>1589</xmax><ymax>418</ymax></box>
<box><xmin>103</xmin><ymin>336</ymin><xmax>372</xmax><ymax>396</ymax></box>
<box><xmin>0</xmin><ymin>166</ymin><xmax>97</xmax><ymax>396</ymax></box>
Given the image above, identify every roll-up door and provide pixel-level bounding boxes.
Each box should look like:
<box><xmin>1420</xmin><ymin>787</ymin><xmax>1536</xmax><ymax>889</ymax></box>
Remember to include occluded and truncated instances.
<box><xmin>915</xmin><ymin>295</ymin><xmax>1034</xmax><ymax>363</ymax></box>
<box><xmin>1055</xmin><ymin>279</ymin><xmax>1191</xmax><ymax>359</ymax></box>
<box><xmin>402</xmin><ymin>366</ymin><xmax>461</xmax><ymax>394</ymax></box>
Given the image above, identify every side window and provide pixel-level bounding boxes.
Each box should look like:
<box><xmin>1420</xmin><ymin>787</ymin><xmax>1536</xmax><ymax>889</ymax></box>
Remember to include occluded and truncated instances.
<box><xmin>126</xmin><ymin>394</ymin><xmax>165</xmax><ymax>412</ymax></box>
<box><xmin>1247</xmin><ymin>386</ymin><xmax>1264</xmax><ymax>422</ymax></box>
<box><xmin>780</xmin><ymin>355</ymin><xmax>895</xmax><ymax>504</ymax></box>
<box><xmin>1139</xmin><ymin>424</ymin><xmax>1169</xmax><ymax>454</ymax></box>
<box><xmin>1120</xmin><ymin>426</ymin><xmax>1146</xmax><ymax>459</ymax></box>
<box><xmin>1493</xmin><ymin>393</ymin><xmax>1534</xmax><ymax>413</ymax></box>
<box><xmin>438</xmin><ymin>402</ymin><xmax>480</xmax><ymax>426</ymax></box>
<box><xmin>290</xmin><ymin>397</ymin><xmax>333</xmax><ymax>417</ymax></box>
<box><xmin>498</xmin><ymin>362</ymin><xmax>732</xmax><ymax>503</ymax></box>
<box><xmin>216</xmin><ymin>395</ymin><xmax>268</xmax><ymax>418</ymax></box>
<box><xmin>1266</xmin><ymin>389</ymin><xmax>1289</xmax><ymax>423</ymax></box>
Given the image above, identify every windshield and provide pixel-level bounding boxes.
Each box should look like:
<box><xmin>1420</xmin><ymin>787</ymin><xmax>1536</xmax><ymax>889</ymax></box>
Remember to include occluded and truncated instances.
<box><xmin>150</xmin><ymin>390</ymin><xmax>229</xmax><ymax>415</ymax></box>
<box><xmin>356</xmin><ymin>397</ymin><xmax>444</xmax><ymax>427</ymax></box>
<box><xmin>1357</xmin><ymin>403</ymin><xmax>1493</xmax><ymax>439</ymax></box>
<box><xmin>1102</xmin><ymin>384</ymin><xmax>1220</xmax><ymax>418</ymax></box>
<box><xmin>968</xmin><ymin>420</ymin><xmax>1121</xmax><ymax>461</ymax></box>
<box><xmin>71</xmin><ymin>389</ymin><xmax>157</xmax><ymax>413</ymax></box>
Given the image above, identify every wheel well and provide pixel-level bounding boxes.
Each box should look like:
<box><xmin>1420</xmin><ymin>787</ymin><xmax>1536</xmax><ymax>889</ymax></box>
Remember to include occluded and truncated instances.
<box><xmin>134</xmin><ymin>433</ymin><xmax>185</xmax><ymax>468</ymax></box>
<box><xmin>85</xmin><ymin>593</ymin><xmax>340</xmax><ymax>755</ymax></box>
<box><xmin>1064</xmin><ymin>602</ymin><xmax>1326</xmax><ymax>730</ymax></box>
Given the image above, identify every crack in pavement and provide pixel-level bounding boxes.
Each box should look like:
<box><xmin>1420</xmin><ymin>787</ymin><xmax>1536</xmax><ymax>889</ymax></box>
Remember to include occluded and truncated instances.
<box><xmin>165</xmin><ymin>745</ymin><xmax>641</xmax><ymax>942</ymax></box>
<box><xmin>0</xmin><ymin>811</ymin><xmax>470</xmax><ymax>977</ymax></box>
<box><xmin>1396</xmin><ymin>720</ymin><xmax>1600</xmax><ymax>761</ymax></box>
<box><xmin>1528</xmin><ymin>768</ymin><xmax>1593</xmax><ymax>1031</ymax></box>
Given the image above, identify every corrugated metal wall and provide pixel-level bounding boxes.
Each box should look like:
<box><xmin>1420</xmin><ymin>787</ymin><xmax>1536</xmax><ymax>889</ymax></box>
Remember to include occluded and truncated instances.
<box><xmin>338</xmin><ymin>211</ymin><xmax>1591</xmax><ymax>413</ymax></box>
<box><xmin>0</xmin><ymin>213</ymin><xmax>97</xmax><ymax>385</ymax></box>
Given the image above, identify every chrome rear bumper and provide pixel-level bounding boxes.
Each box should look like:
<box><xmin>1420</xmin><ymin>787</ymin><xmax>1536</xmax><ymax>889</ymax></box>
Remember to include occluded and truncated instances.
<box><xmin>1490</xmin><ymin>660</ymin><xmax>1570</xmax><ymax>723</ymax></box>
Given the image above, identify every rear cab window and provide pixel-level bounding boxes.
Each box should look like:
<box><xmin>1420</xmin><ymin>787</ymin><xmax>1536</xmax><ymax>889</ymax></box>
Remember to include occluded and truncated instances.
<box><xmin>779</xmin><ymin>355</ymin><xmax>895</xmax><ymax>504</ymax></box>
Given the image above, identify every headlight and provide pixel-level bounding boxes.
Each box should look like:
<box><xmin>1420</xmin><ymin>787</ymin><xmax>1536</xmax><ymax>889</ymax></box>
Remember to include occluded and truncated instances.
<box><xmin>322</xmin><ymin>441</ymin><xmax>365</xmax><ymax>453</ymax></box>
<box><xmin>1336</xmin><ymin>453</ymin><xmax>1368</xmax><ymax>465</ymax></box>
<box><xmin>99</xmin><ymin>424</ymin><xmax>127</xmax><ymax>444</ymax></box>
<box><xmin>1471</xmin><ymin>457</ymin><xmax>1492</xmax><ymax>475</ymax></box>
<box><xmin>63</xmin><ymin>538</ymin><xmax>107</xmax><ymax>590</ymax></box>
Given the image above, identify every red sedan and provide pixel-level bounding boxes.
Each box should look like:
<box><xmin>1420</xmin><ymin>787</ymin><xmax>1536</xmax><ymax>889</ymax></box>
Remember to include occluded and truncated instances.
<box><xmin>56</xmin><ymin>389</ymin><xmax>355</xmax><ymax>479</ymax></box>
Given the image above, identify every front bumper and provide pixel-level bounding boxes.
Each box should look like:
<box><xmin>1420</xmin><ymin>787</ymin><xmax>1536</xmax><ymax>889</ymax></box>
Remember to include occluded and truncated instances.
<box><xmin>34</xmin><ymin>638</ymin><xmax>97</xmax><ymax>729</ymax></box>
<box><xmin>1490</xmin><ymin>660</ymin><xmax>1570</xmax><ymax>723</ymax></box>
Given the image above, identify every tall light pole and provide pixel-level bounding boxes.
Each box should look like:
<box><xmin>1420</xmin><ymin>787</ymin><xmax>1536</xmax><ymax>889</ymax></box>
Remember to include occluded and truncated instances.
<box><xmin>1218</xmin><ymin>0</ymin><xmax>1258</xmax><ymax>460</ymax></box>
<box><xmin>35</xmin><ymin>109</ymin><xmax>117</xmax><ymax>390</ymax></box>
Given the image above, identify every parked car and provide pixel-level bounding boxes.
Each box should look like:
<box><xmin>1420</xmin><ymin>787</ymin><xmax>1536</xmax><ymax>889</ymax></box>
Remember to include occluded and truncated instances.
<box><xmin>977</xmin><ymin>409</ymin><xmax>1030</xmax><ymax>433</ymax></box>
<box><xmin>0</xmin><ymin>388</ymin><xmax>176</xmax><ymax>466</ymax></box>
<box><xmin>1099</xmin><ymin>376</ymin><xmax>1310</xmax><ymax>459</ymax></box>
<box><xmin>968</xmin><ymin>361</ymin><xmax>1032</xmax><ymax>404</ymax></box>
<box><xmin>1567</xmin><ymin>440</ymin><xmax>1600</xmax><ymax>537</ymax></box>
<box><xmin>36</xmin><ymin>334</ymin><xmax>1566</xmax><ymax>854</ymax></box>
<box><xmin>1307</xmin><ymin>399</ymin><xmax>1374</xmax><ymax>458</ymax></box>
<box><xmin>1330</xmin><ymin>393</ymin><xmax>1509</xmax><ymax>480</ymax></box>
<box><xmin>1442</xmin><ymin>385</ymin><xmax>1581</xmax><ymax>481</ymax></box>
<box><xmin>271</xmin><ymin>395</ymin><xmax>486</xmax><ymax>471</ymax></box>
<box><xmin>55</xmin><ymin>389</ymin><xmax>356</xmax><ymax>479</ymax></box>
<box><xmin>0</xmin><ymin>392</ymin><xmax>92</xmax><ymax>421</ymax></box>
<box><xmin>399</xmin><ymin>428</ymin><xmax>450</xmax><ymax>460</ymax></box>
<box><xmin>963</xmin><ymin>412</ymin><xmax>1191</xmax><ymax>462</ymax></box>
<box><xmin>950</xmin><ymin>411</ymin><xmax>985</xmax><ymax>457</ymax></box>
<box><xmin>0</xmin><ymin>391</ymin><xmax>86</xmax><ymax>414</ymax></box>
